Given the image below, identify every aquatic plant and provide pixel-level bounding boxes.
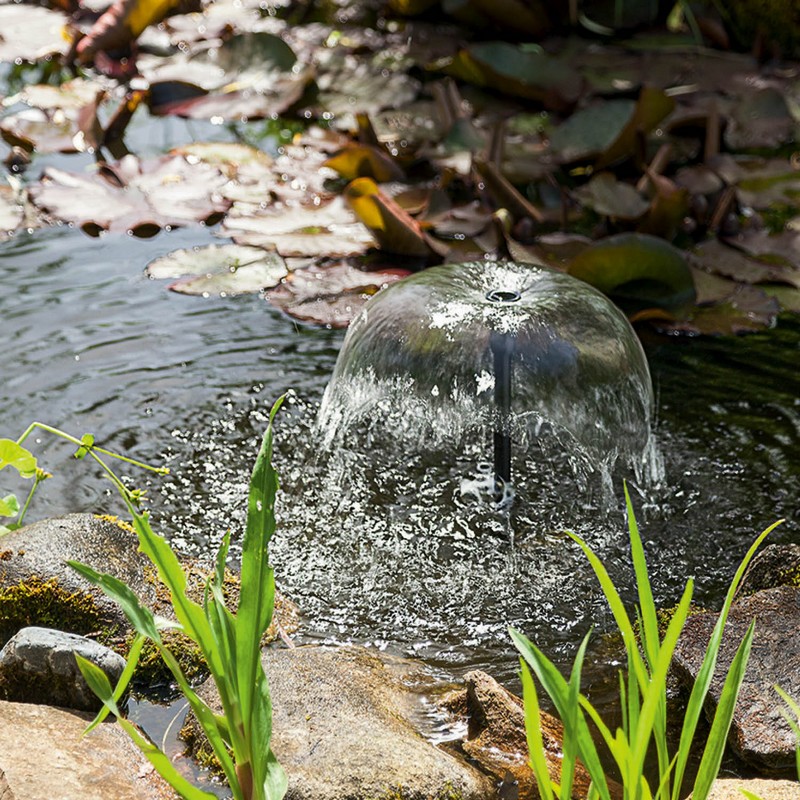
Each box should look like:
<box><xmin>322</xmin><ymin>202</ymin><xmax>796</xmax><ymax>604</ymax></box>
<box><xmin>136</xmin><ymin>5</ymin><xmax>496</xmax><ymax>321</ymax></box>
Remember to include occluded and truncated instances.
<box><xmin>1</xmin><ymin>410</ymin><xmax>286</xmax><ymax>800</ymax></box>
<box><xmin>73</xmin><ymin>397</ymin><xmax>287</xmax><ymax>800</ymax></box>
<box><xmin>510</xmin><ymin>486</ymin><xmax>782</xmax><ymax>800</ymax></box>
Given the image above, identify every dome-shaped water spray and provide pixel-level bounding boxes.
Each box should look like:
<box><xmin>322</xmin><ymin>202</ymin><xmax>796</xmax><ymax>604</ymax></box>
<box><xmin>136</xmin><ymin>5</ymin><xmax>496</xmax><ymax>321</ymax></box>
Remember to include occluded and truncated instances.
<box><xmin>318</xmin><ymin>261</ymin><xmax>657</xmax><ymax>490</ymax></box>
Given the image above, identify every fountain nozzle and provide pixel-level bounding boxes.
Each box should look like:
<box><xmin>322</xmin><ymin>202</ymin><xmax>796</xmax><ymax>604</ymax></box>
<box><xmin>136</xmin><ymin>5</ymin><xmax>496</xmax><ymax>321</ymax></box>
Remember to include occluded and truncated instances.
<box><xmin>486</xmin><ymin>289</ymin><xmax>522</xmax><ymax>304</ymax></box>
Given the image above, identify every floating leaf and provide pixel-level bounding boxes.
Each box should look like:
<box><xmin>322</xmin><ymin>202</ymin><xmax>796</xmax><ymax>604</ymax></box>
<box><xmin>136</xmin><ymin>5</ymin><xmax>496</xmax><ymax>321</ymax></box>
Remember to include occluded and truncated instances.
<box><xmin>29</xmin><ymin>154</ymin><xmax>230</xmax><ymax>236</ymax></box>
<box><xmin>549</xmin><ymin>100</ymin><xmax>636</xmax><ymax>163</ymax></box>
<box><xmin>0</xmin><ymin>187</ymin><xmax>24</xmax><ymax>241</ymax></box>
<box><xmin>690</xmin><ymin>239</ymin><xmax>800</xmax><ymax>289</ymax></box>
<box><xmin>345</xmin><ymin>177</ymin><xmax>438</xmax><ymax>257</ymax></box>
<box><xmin>711</xmin><ymin>155</ymin><xmax>800</xmax><ymax>210</ymax></box>
<box><xmin>573</xmin><ymin>173</ymin><xmax>649</xmax><ymax>220</ymax></box>
<box><xmin>725</xmin><ymin>88</ymin><xmax>798</xmax><ymax>151</ymax></box>
<box><xmin>144</xmin><ymin>33</ymin><xmax>312</xmax><ymax>121</ymax></box>
<box><xmin>222</xmin><ymin>196</ymin><xmax>376</xmax><ymax>258</ymax></box>
<box><xmin>0</xmin><ymin>5</ymin><xmax>68</xmax><ymax>63</ymax></box>
<box><xmin>568</xmin><ymin>232</ymin><xmax>695</xmax><ymax>311</ymax></box>
<box><xmin>434</xmin><ymin>42</ymin><xmax>583</xmax><ymax>112</ymax></box>
<box><xmin>657</xmin><ymin>285</ymin><xmax>779</xmax><ymax>336</ymax></box>
<box><xmin>265</xmin><ymin>261</ymin><xmax>410</xmax><ymax>328</ymax></box>
<box><xmin>146</xmin><ymin>244</ymin><xmax>287</xmax><ymax>295</ymax></box>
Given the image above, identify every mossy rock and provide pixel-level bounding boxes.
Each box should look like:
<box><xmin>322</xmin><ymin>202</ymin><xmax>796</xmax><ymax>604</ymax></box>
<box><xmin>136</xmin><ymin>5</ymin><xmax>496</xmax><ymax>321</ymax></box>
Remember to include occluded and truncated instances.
<box><xmin>0</xmin><ymin>514</ymin><xmax>301</xmax><ymax>686</ymax></box>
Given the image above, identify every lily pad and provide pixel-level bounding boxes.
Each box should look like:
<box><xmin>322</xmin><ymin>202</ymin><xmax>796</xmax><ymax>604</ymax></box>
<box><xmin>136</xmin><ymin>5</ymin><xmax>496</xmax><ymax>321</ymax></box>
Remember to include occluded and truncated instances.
<box><xmin>568</xmin><ymin>232</ymin><xmax>695</xmax><ymax>311</ymax></box>
<box><xmin>549</xmin><ymin>100</ymin><xmax>636</xmax><ymax>163</ymax></box>
<box><xmin>725</xmin><ymin>87</ymin><xmax>798</xmax><ymax>152</ymax></box>
<box><xmin>0</xmin><ymin>5</ymin><xmax>68</xmax><ymax>63</ymax></box>
<box><xmin>144</xmin><ymin>33</ymin><xmax>313</xmax><ymax>121</ymax></box>
<box><xmin>0</xmin><ymin>186</ymin><xmax>24</xmax><ymax>241</ymax></box>
<box><xmin>145</xmin><ymin>243</ymin><xmax>287</xmax><ymax>293</ymax></box>
<box><xmin>29</xmin><ymin>154</ymin><xmax>231</xmax><ymax>236</ymax></box>
<box><xmin>434</xmin><ymin>42</ymin><xmax>583</xmax><ymax>112</ymax></box>
<box><xmin>573</xmin><ymin>172</ymin><xmax>649</xmax><ymax>220</ymax></box>
<box><xmin>690</xmin><ymin>238</ymin><xmax>800</xmax><ymax>289</ymax></box>
<box><xmin>265</xmin><ymin>261</ymin><xmax>410</xmax><ymax>328</ymax></box>
<box><xmin>324</xmin><ymin>144</ymin><xmax>405</xmax><ymax>182</ymax></box>
<box><xmin>221</xmin><ymin>196</ymin><xmax>377</xmax><ymax>258</ymax></box>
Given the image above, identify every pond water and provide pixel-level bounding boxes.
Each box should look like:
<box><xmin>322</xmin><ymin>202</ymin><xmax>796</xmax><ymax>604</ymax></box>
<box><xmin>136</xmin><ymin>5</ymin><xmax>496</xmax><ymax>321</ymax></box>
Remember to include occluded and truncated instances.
<box><xmin>1</xmin><ymin>109</ymin><xmax>799</xmax><ymax>700</ymax></box>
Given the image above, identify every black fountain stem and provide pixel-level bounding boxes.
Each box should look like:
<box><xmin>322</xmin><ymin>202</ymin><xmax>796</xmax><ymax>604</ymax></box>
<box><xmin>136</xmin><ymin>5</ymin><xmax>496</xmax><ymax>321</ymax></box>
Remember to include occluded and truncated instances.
<box><xmin>486</xmin><ymin>289</ymin><xmax>521</xmax><ymax>492</ymax></box>
<box><xmin>490</xmin><ymin>330</ymin><xmax>514</xmax><ymax>488</ymax></box>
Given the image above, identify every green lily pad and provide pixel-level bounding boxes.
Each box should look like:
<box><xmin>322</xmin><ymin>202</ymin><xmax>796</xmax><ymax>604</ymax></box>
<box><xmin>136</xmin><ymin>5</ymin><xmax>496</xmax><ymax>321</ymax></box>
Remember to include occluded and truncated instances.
<box><xmin>568</xmin><ymin>232</ymin><xmax>695</xmax><ymax>311</ymax></box>
<box><xmin>434</xmin><ymin>42</ymin><xmax>583</xmax><ymax>112</ymax></box>
<box><xmin>146</xmin><ymin>243</ymin><xmax>287</xmax><ymax>295</ymax></box>
<box><xmin>549</xmin><ymin>100</ymin><xmax>636</xmax><ymax>163</ymax></box>
<box><xmin>573</xmin><ymin>173</ymin><xmax>649</xmax><ymax>220</ymax></box>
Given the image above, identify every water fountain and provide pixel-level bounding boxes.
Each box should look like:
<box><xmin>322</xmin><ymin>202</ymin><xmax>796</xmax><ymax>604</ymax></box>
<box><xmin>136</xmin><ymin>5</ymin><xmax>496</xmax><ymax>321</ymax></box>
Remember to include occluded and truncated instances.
<box><xmin>318</xmin><ymin>261</ymin><xmax>660</xmax><ymax>496</ymax></box>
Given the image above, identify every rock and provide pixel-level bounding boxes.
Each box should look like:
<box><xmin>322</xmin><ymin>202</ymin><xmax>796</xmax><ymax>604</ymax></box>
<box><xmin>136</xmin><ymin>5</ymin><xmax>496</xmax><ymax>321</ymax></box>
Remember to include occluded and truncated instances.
<box><xmin>0</xmin><ymin>699</ymin><xmax>176</xmax><ymax>799</ymax></box>
<box><xmin>702</xmin><ymin>779</ymin><xmax>800</xmax><ymax>800</ymax></box>
<box><xmin>0</xmin><ymin>513</ymin><xmax>301</xmax><ymax>682</ymax></box>
<box><xmin>457</xmin><ymin>670</ymin><xmax>594</xmax><ymax>800</ymax></box>
<box><xmin>184</xmin><ymin>644</ymin><xmax>496</xmax><ymax>800</ymax></box>
<box><xmin>0</xmin><ymin>626</ymin><xmax>126</xmax><ymax>711</ymax></box>
<box><xmin>672</xmin><ymin>585</ymin><xmax>800</xmax><ymax>770</ymax></box>
<box><xmin>740</xmin><ymin>544</ymin><xmax>800</xmax><ymax>595</ymax></box>
<box><xmin>0</xmin><ymin>514</ymin><xmax>160</xmax><ymax>647</ymax></box>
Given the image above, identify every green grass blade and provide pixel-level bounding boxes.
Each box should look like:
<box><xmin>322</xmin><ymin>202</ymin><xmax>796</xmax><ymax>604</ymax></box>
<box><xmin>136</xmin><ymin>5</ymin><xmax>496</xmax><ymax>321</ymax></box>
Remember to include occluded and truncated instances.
<box><xmin>561</xmin><ymin>633</ymin><xmax>592</xmax><ymax>800</ymax></box>
<box><xmin>692</xmin><ymin>621</ymin><xmax>756</xmax><ymax>800</ymax></box>
<box><xmin>81</xmin><ymin>634</ymin><xmax>147</xmax><ymax>733</ymax></box>
<box><xmin>68</xmin><ymin>561</ymin><xmax>162</xmax><ymax>643</ymax></box>
<box><xmin>520</xmin><ymin>658</ymin><xmax>559</xmax><ymax>800</ymax></box>
<box><xmin>159</xmin><ymin>647</ymin><xmax>242</xmax><ymax>798</ymax></box>
<box><xmin>624</xmin><ymin>485</ymin><xmax>659</xmax><ymax>671</ymax></box>
<box><xmin>510</xmin><ymin>628</ymin><xmax>611</xmax><ymax>800</ymax></box>
<box><xmin>774</xmin><ymin>687</ymin><xmax>800</xmax><ymax>780</ymax></box>
<box><xmin>671</xmin><ymin>521</ymin><xmax>781</xmax><ymax>800</ymax></box>
<box><xmin>76</xmin><ymin>654</ymin><xmax>217</xmax><ymax>799</ymax></box>
<box><xmin>567</xmin><ymin>532</ymin><xmax>648</xmax><ymax>692</ymax></box>
<box><xmin>237</xmin><ymin>399</ymin><xmax>283</xmax><ymax>747</ymax></box>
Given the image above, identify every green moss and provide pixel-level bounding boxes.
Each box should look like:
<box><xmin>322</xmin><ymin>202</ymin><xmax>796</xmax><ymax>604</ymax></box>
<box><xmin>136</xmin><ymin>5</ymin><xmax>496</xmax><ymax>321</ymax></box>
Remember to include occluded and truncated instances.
<box><xmin>0</xmin><ymin>575</ymin><xmax>114</xmax><ymax>644</ymax></box>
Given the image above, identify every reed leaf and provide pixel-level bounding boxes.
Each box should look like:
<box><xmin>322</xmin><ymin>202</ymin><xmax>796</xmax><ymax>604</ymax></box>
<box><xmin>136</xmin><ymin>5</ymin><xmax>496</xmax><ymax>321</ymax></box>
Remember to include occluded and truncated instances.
<box><xmin>692</xmin><ymin>621</ymin><xmax>755</xmax><ymax>800</ymax></box>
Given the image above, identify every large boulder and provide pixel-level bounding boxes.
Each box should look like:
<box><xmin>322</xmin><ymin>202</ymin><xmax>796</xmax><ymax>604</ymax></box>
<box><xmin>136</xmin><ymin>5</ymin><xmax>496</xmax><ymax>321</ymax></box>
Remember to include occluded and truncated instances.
<box><xmin>0</xmin><ymin>514</ymin><xmax>159</xmax><ymax>647</ymax></box>
<box><xmin>0</xmin><ymin>699</ymin><xmax>177</xmax><ymax>800</ymax></box>
<box><xmin>672</xmin><ymin>585</ymin><xmax>800</xmax><ymax>770</ymax></box>
<box><xmin>184</xmin><ymin>644</ymin><xmax>496</xmax><ymax>800</ymax></box>
<box><xmin>0</xmin><ymin>626</ymin><xmax>126</xmax><ymax>711</ymax></box>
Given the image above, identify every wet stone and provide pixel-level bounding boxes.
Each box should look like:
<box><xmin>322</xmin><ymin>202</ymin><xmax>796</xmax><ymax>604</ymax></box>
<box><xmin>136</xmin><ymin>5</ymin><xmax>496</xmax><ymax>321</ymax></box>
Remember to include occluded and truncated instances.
<box><xmin>0</xmin><ymin>626</ymin><xmax>125</xmax><ymax>712</ymax></box>
<box><xmin>184</xmin><ymin>644</ymin><xmax>496</xmax><ymax>800</ymax></box>
<box><xmin>0</xmin><ymin>699</ymin><xmax>176</xmax><ymax>800</ymax></box>
<box><xmin>672</xmin><ymin>585</ymin><xmax>800</xmax><ymax>771</ymax></box>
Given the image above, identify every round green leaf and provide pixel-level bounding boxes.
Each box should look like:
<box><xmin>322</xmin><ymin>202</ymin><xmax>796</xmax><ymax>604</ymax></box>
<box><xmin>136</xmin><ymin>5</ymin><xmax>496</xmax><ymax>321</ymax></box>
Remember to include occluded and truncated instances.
<box><xmin>568</xmin><ymin>233</ymin><xmax>695</xmax><ymax>311</ymax></box>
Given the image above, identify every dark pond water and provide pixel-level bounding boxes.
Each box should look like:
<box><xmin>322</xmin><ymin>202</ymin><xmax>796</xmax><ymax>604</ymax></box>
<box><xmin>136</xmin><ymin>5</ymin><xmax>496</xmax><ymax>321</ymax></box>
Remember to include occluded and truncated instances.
<box><xmin>1</xmin><ymin>106</ymin><xmax>799</xmax><ymax>702</ymax></box>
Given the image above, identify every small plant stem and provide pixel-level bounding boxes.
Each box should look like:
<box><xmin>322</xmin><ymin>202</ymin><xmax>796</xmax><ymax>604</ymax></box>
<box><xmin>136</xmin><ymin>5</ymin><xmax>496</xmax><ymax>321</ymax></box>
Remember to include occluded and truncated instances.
<box><xmin>15</xmin><ymin>422</ymin><xmax>168</xmax><ymax>476</ymax></box>
<box><xmin>15</xmin><ymin>472</ymin><xmax>44</xmax><ymax>529</ymax></box>
<box><xmin>236</xmin><ymin>762</ymin><xmax>254</xmax><ymax>800</ymax></box>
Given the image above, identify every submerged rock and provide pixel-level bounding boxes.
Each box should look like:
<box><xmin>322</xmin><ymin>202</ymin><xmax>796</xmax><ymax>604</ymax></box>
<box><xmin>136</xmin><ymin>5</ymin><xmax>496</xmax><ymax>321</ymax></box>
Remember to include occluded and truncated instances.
<box><xmin>672</xmin><ymin>585</ymin><xmax>800</xmax><ymax>770</ymax></box>
<box><xmin>184</xmin><ymin>644</ymin><xmax>496</xmax><ymax>800</ymax></box>
<box><xmin>457</xmin><ymin>670</ymin><xmax>594</xmax><ymax>800</ymax></box>
<box><xmin>0</xmin><ymin>699</ymin><xmax>176</xmax><ymax>799</ymax></box>
<box><xmin>0</xmin><ymin>626</ymin><xmax>125</xmax><ymax>711</ymax></box>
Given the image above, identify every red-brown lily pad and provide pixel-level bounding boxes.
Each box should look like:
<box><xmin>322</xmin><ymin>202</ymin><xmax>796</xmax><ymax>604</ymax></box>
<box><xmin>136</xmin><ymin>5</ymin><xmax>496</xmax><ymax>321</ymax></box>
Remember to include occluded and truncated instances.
<box><xmin>265</xmin><ymin>261</ymin><xmax>410</xmax><ymax>328</ymax></box>
<box><xmin>29</xmin><ymin>154</ymin><xmax>231</xmax><ymax>236</ymax></box>
<box><xmin>691</xmin><ymin>238</ymin><xmax>800</xmax><ymax>289</ymax></box>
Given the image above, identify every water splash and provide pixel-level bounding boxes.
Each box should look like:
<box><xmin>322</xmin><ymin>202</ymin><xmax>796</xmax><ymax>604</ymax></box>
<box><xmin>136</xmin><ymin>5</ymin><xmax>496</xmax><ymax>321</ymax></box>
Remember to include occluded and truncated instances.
<box><xmin>318</xmin><ymin>261</ymin><xmax>664</xmax><ymax>491</ymax></box>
